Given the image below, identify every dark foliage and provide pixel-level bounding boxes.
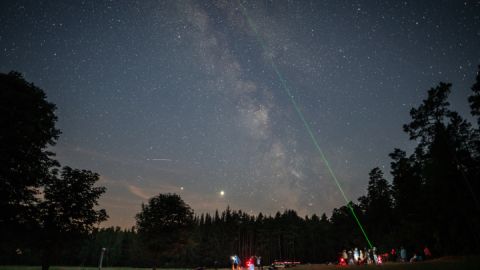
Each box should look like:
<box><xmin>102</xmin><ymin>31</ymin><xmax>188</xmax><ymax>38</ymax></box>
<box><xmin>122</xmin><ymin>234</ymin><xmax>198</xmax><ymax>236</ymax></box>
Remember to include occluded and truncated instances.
<box><xmin>469</xmin><ymin>66</ymin><xmax>480</xmax><ymax>125</ymax></box>
<box><xmin>359</xmin><ymin>168</ymin><xmax>393</xmax><ymax>249</ymax></box>
<box><xmin>0</xmin><ymin>71</ymin><xmax>60</xmax><ymax>242</ymax></box>
<box><xmin>136</xmin><ymin>193</ymin><xmax>194</xmax><ymax>269</ymax></box>
<box><xmin>39</xmin><ymin>167</ymin><xmax>108</xmax><ymax>270</ymax></box>
<box><xmin>0</xmin><ymin>72</ymin><xmax>108</xmax><ymax>269</ymax></box>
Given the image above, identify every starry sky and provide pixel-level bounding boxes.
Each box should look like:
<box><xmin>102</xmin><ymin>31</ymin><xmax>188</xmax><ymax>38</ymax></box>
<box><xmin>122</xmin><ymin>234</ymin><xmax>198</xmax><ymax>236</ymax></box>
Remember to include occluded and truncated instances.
<box><xmin>1</xmin><ymin>0</ymin><xmax>479</xmax><ymax>228</ymax></box>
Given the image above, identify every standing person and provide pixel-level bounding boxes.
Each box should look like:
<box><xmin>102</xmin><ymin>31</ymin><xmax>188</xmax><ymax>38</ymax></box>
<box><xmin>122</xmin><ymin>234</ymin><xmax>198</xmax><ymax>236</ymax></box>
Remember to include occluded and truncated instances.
<box><xmin>400</xmin><ymin>247</ymin><xmax>407</xmax><ymax>262</ymax></box>
<box><xmin>256</xmin><ymin>256</ymin><xmax>262</xmax><ymax>270</ymax></box>
<box><xmin>390</xmin><ymin>248</ymin><xmax>396</xmax><ymax>262</ymax></box>
<box><xmin>249</xmin><ymin>257</ymin><xmax>255</xmax><ymax>270</ymax></box>
<box><xmin>423</xmin><ymin>246</ymin><xmax>432</xmax><ymax>260</ymax></box>
<box><xmin>232</xmin><ymin>255</ymin><xmax>240</xmax><ymax>270</ymax></box>
<box><xmin>347</xmin><ymin>250</ymin><xmax>354</xmax><ymax>265</ymax></box>
<box><xmin>363</xmin><ymin>248</ymin><xmax>369</xmax><ymax>264</ymax></box>
<box><xmin>353</xmin><ymin>247</ymin><xmax>359</xmax><ymax>263</ymax></box>
<box><xmin>368</xmin><ymin>248</ymin><xmax>375</xmax><ymax>264</ymax></box>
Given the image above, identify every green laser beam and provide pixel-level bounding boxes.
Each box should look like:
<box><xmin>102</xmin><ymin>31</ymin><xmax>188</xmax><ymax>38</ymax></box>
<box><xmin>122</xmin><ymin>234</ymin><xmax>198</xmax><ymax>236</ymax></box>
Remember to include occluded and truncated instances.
<box><xmin>239</xmin><ymin>1</ymin><xmax>373</xmax><ymax>249</ymax></box>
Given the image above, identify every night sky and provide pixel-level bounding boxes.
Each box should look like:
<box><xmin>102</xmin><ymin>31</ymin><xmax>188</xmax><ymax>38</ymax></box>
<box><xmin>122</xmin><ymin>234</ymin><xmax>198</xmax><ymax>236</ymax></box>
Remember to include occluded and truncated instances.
<box><xmin>1</xmin><ymin>0</ymin><xmax>479</xmax><ymax>228</ymax></box>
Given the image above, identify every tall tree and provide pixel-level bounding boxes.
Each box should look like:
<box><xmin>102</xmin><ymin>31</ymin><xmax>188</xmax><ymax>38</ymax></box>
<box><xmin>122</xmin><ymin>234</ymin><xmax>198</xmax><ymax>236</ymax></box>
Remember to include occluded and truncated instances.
<box><xmin>468</xmin><ymin>65</ymin><xmax>480</xmax><ymax>125</ymax></box>
<box><xmin>0</xmin><ymin>71</ymin><xmax>60</xmax><ymax>259</ymax></box>
<box><xmin>467</xmin><ymin>66</ymin><xmax>480</xmax><ymax>220</ymax></box>
<box><xmin>329</xmin><ymin>202</ymin><xmax>366</xmax><ymax>250</ymax></box>
<box><xmin>359</xmin><ymin>167</ymin><xmax>393</xmax><ymax>249</ymax></box>
<box><xmin>136</xmin><ymin>193</ymin><xmax>194</xmax><ymax>269</ymax></box>
<box><xmin>403</xmin><ymin>82</ymin><xmax>452</xmax><ymax>149</ymax></box>
<box><xmin>389</xmin><ymin>149</ymin><xmax>423</xmax><ymax>217</ymax></box>
<box><xmin>39</xmin><ymin>167</ymin><xmax>108</xmax><ymax>270</ymax></box>
<box><xmin>403</xmin><ymin>81</ymin><xmax>479</xmax><ymax>253</ymax></box>
<box><xmin>389</xmin><ymin>149</ymin><xmax>425</xmax><ymax>248</ymax></box>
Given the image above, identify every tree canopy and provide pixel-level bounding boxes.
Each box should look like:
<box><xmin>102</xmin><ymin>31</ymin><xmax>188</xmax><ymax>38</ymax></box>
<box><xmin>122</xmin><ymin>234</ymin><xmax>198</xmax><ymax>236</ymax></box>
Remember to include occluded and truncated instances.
<box><xmin>0</xmin><ymin>71</ymin><xmax>60</xmax><ymax>231</ymax></box>
<box><xmin>0</xmin><ymin>71</ymin><xmax>107</xmax><ymax>269</ymax></box>
<box><xmin>136</xmin><ymin>193</ymin><xmax>194</xmax><ymax>268</ymax></box>
<box><xmin>39</xmin><ymin>167</ymin><xmax>108</xmax><ymax>270</ymax></box>
<box><xmin>468</xmin><ymin>66</ymin><xmax>480</xmax><ymax>125</ymax></box>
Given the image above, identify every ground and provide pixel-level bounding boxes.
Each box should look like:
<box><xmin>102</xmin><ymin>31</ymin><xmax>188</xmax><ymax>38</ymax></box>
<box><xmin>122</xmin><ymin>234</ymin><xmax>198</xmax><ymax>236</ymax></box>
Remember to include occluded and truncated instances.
<box><xmin>297</xmin><ymin>256</ymin><xmax>479</xmax><ymax>270</ymax></box>
<box><xmin>1</xmin><ymin>257</ymin><xmax>479</xmax><ymax>270</ymax></box>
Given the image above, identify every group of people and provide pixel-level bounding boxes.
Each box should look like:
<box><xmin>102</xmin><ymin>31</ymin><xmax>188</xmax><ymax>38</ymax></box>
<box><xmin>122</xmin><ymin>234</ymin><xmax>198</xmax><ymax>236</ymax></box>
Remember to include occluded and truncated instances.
<box><xmin>390</xmin><ymin>246</ymin><xmax>432</xmax><ymax>263</ymax></box>
<box><xmin>339</xmin><ymin>246</ymin><xmax>432</xmax><ymax>265</ymax></box>
<box><xmin>339</xmin><ymin>247</ymin><xmax>382</xmax><ymax>265</ymax></box>
<box><xmin>231</xmin><ymin>255</ymin><xmax>262</xmax><ymax>270</ymax></box>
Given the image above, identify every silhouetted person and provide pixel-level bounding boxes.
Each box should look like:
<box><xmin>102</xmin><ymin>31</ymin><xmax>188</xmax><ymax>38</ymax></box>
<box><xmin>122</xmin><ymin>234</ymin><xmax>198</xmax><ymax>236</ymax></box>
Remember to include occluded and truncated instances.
<box><xmin>400</xmin><ymin>247</ymin><xmax>407</xmax><ymax>262</ymax></box>
<box><xmin>423</xmin><ymin>246</ymin><xmax>432</xmax><ymax>260</ymax></box>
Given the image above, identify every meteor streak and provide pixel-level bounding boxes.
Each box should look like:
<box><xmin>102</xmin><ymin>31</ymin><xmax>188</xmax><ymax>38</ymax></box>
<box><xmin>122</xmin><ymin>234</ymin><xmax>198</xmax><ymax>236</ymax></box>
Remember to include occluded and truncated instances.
<box><xmin>147</xmin><ymin>158</ymin><xmax>172</xmax><ymax>161</ymax></box>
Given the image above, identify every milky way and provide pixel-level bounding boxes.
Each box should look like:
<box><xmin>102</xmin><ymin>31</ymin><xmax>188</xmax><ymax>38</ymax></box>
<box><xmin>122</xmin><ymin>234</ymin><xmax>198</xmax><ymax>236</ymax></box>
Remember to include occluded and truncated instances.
<box><xmin>1</xmin><ymin>0</ymin><xmax>479</xmax><ymax>227</ymax></box>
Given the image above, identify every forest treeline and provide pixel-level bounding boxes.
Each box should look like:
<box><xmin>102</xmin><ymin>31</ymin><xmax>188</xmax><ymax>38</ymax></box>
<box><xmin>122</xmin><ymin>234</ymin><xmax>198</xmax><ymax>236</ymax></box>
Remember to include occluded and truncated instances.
<box><xmin>1</xmin><ymin>66</ymin><xmax>480</xmax><ymax>268</ymax></box>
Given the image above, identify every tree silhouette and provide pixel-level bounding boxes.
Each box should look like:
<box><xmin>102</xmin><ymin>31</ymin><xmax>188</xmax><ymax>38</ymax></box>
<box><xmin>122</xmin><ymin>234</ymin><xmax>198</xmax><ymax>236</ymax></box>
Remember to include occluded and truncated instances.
<box><xmin>1</xmin><ymin>71</ymin><xmax>108</xmax><ymax>267</ymax></box>
<box><xmin>403</xmin><ymin>82</ymin><xmax>452</xmax><ymax>148</ymax></box>
<box><xmin>0</xmin><ymin>71</ymin><xmax>60</xmax><ymax>259</ymax></box>
<box><xmin>136</xmin><ymin>193</ymin><xmax>194</xmax><ymax>269</ymax></box>
<box><xmin>359</xmin><ymin>167</ymin><xmax>393</xmax><ymax>248</ymax></box>
<box><xmin>467</xmin><ymin>66</ymin><xmax>480</xmax><ymax>222</ymax></box>
<box><xmin>468</xmin><ymin>65</ymin><xmax>480</xmax><ymax>125</ymax></box>
<box><xmin>389</xmin><ymin>148</ymin><xmax>424</xmax><ymax>247</ymax></box>
<box><xmin>402</xmin><ymin>81</ymin><xmax>480</xmax><ymax>253</ymax></box>
<box><xmin>39</xmin><ymin>167</ymin><xmax>107</xmax><ymax>270</ymax></box>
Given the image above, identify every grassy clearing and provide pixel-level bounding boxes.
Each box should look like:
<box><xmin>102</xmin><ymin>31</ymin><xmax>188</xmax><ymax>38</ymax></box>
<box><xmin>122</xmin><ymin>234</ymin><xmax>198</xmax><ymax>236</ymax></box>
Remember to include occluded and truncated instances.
<box><xmin>0</xmin><ymin>265</ymin><xmax>153</xmax><ymax>270</ymax></box>
<box><xmin>297</xmin><ymin>256</ymin><xmax>480</xmax><ymax>270</ymax></box>
<box><xmin>2</xmin><ymin>257</ymin><xmax>480</xmax><ymax>270</ymax></box>
<box><xmin>0</xmin><ymin>267</ymin><xmax>197</xmax><ymax>270</ymax></box>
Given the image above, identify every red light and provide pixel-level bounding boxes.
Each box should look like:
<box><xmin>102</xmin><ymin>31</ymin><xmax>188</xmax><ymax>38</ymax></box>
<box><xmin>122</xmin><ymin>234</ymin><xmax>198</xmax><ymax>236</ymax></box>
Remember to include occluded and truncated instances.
<box><xmin>246</xmin><ymin>258</ymin><xmax>253</xmax><ymax>267</ymax></box>
<box><xmin>377</xmin><ymin>256</ymin><xmax>383</xmax><ymax>264</ymax></box>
